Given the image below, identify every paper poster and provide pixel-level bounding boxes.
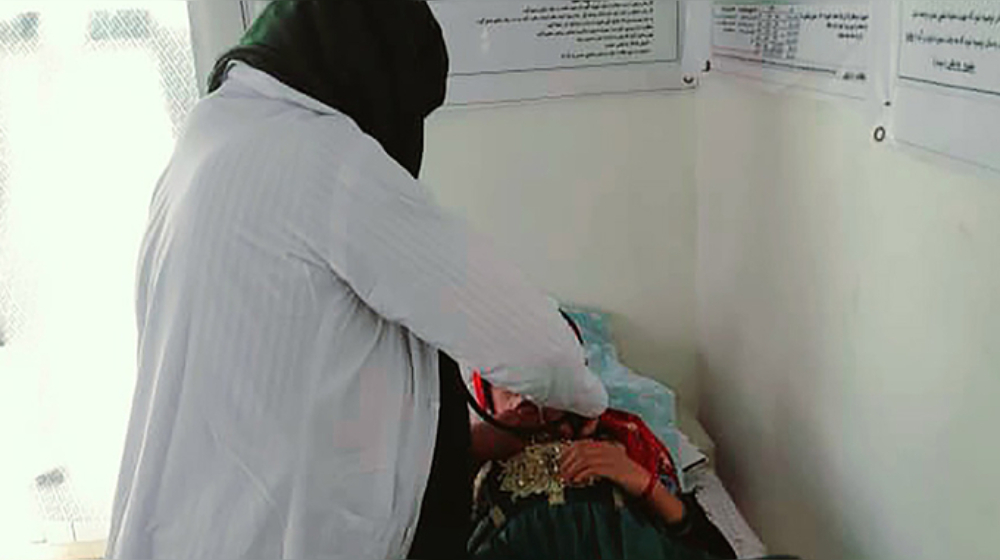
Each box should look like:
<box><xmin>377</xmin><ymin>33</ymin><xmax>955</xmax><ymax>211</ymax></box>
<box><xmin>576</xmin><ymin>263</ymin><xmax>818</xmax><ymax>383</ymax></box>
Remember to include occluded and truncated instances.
<box><xmin>711</xmin><ymin>1</ymin><xmax>875</xmax><ymax>100</ymax></box>
<box><xmin>892</xmin><ymin>1</ymin><xmax>1000</xmax><ymax>171</ymax></box>
<box><xmin>426</xmin><ymin>1</ymin><xmax>696</xmax><ymax>105</ymax></box>
<box><xmin>433</xmin><ymin>0</ymin><xmax>679</xmax><ymax>75</ymax></box>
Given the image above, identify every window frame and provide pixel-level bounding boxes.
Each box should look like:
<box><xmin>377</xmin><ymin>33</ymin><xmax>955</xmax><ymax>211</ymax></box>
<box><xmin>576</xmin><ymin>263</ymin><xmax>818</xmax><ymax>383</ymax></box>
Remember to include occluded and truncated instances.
<box><xmin>187</xmin><ymin>1</ymin><xmax>257</xmax><ymax>96</ymax></box>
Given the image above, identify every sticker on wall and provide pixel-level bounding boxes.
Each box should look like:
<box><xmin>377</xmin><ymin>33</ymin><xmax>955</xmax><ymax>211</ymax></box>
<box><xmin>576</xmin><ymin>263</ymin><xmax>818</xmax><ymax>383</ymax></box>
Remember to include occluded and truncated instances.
<box><xmin>890</xmin><ymin>1</ymin><xmax>1000</xmax><ymax>173</ymax></box>
<box><xmin>710</xmin><ymin>1</ymin><xmax>881</xmax><ymax>101</ymax></box>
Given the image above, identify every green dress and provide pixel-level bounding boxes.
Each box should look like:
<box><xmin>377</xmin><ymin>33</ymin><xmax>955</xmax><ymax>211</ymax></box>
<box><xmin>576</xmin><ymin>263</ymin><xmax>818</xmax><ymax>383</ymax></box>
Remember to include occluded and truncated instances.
<box><xmin>468</xmin><ymin>455</ymin><xmax>723</xmax><ymax>560</ymax></box>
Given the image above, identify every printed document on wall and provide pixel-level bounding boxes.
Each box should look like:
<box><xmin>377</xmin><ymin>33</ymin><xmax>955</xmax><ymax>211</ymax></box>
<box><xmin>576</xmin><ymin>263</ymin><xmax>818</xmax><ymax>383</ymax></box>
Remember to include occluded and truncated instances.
<box><xmin>711</xmin><ymin>1</ymin><xmax>878</xmax><ymax>100</ymax></box>
<box><xmin>892</xmin><ymin>1</ymin><xmax>1000</xmax><ymax>172</ymax></box>
<box><xmin>427</xmin><ymin>1</ymin><xmax>697</xmax><ymax>105</ymax></box>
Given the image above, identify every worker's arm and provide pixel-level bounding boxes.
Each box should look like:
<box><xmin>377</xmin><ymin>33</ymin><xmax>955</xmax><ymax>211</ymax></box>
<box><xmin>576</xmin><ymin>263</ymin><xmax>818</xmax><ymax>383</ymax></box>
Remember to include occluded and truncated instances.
<box><xmin>304</xmin><ymin>131</ymin><xmax>607</xmax><ymax>418</ymax></box>
<box><xmin>470</xmin><ymin>418</ymin><xmax>529</xmax><ymax>469</ymax></box>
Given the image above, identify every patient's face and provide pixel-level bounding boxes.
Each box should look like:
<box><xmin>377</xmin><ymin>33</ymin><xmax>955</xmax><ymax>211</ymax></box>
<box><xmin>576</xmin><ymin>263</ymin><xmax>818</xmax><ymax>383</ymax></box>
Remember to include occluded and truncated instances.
<box><xmin>489</xmin><ymin>385</ymin><xmax>574</xmax><ymax>438</ymax></box>
<box><xmin>491</xmin><ymin>385</ymin><xmax>528</xmax><ymax>416</ymax></box>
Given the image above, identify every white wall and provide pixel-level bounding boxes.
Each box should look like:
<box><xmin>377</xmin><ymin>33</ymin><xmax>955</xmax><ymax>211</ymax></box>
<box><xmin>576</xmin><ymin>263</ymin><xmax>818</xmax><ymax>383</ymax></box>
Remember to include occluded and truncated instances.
<box><xmin>420</xmin><ymin>76</ymin><xmax>1000</xmax><ymax>560</ymax></box>
<box><xmin>697</xmin><ymin>77</ymin><xmax>1000</xmax><ymax>560</ymax></box>
<box><xmin>422</xmin><ymin>94</ymin><xmax>701</xmax><ymax>403</ymax></box>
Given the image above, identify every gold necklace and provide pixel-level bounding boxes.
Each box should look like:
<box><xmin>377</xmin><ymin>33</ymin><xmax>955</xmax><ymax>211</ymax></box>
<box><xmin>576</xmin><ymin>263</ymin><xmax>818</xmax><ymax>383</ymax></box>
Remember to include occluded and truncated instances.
<box><xmin>498</xmin><ymin>441</ymin><xmax>597</xmax><ymax>505</ymax></box>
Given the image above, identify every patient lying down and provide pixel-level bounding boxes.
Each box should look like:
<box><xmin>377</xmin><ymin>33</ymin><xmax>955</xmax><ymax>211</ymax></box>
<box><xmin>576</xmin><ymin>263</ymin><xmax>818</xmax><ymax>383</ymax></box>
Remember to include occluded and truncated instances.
<box><xmin>466</xmin><ymin>312</ymin><xmax>738</xmax><ymax>560</ymax></box>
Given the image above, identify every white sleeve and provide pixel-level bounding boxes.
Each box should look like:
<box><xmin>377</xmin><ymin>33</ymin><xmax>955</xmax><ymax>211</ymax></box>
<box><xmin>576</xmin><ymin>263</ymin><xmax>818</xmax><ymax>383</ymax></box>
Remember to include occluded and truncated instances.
<box><xmin>308</xmin><ymin>136</ymin><xmax>607</xmax><ymax>418</ymax></box>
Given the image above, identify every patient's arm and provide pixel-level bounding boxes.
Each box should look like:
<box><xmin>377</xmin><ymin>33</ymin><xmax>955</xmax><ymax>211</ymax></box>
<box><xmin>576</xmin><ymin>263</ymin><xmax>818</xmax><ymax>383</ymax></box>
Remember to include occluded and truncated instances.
<box><xmin>645</xmin><ymin>477</ymin><xmax>687</xmax><ymax>525</ymax></box>
<box><xmin>560</xmin><ymin>440</ymin><xmax>685</xmax><ymax>524</ymax></box>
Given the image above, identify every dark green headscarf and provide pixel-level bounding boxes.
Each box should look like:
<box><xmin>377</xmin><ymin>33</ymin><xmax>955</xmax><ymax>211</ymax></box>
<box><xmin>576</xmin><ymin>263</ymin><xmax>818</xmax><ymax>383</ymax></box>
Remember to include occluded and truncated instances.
<box><xmin>208</xmin><ymin>0</ymin><xmax>449</xmax><ymax>179</ymax></box>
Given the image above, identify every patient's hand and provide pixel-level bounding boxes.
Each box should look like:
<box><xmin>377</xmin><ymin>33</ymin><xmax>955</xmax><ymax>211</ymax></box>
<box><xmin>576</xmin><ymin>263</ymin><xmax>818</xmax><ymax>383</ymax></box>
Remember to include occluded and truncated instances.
<box><xmin>559</xmin><ymin>440</ymin><xmax>648</xmax><ymax>496</ymax></box>
<box><xmin>560</xmin><ymin>440</ymin><xmax>687</xmax><ymax>524</ymax></box>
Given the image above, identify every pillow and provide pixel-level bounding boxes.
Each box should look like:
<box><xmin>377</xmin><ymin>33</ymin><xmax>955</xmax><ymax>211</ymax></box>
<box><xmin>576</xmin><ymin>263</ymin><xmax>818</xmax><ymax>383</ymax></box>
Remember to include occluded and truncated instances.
<box><xmin>559</xmin><ymin>305</ymin><xmax>619</xmax><ymax>375</ymax></box>
<box><xmin>560</xmin><ymin>305</ymin><xmax>682</xmax><ymax>480</ymax></box>
<box><xmin>560</xmin><ymin>305</ymin><xmax>614</xmax><ymax>347</ymax></box>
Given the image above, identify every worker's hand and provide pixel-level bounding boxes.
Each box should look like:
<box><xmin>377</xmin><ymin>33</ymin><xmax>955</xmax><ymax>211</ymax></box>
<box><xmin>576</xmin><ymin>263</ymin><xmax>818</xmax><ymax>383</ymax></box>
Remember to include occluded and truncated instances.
<box><xmin>559</xmin><ymin>440</ymin><xmax>651</xmax><ymax>496</ymax></box>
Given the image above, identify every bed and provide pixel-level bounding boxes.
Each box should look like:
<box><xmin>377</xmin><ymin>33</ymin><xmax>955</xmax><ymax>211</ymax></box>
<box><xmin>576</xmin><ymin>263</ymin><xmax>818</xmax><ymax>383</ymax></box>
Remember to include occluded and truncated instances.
<box><xmin>676</xmin><ymin>412</ymin><xmax>768</xmax><ymax>559</ymax></box>
<box><xmin>559</xmin><ymin>305</ymin><xmax>768</xmax><ymax>559</ymax></box>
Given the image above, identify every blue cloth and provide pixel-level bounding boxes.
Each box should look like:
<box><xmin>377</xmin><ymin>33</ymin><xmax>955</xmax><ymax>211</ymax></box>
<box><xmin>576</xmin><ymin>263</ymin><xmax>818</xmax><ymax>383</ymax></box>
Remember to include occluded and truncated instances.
<box><xmin>560</xmin><ymin>305</ymin><xmax>682</xmax><ymax>484</ymax></box>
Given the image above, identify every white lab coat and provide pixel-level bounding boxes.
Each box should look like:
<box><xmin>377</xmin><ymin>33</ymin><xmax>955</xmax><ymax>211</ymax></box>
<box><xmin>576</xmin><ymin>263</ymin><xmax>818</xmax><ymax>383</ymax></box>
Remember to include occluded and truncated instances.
<box><xmin>106</xmin><ymin>63</ymin><xmax>608</xmax><ymax>560</ymax></box>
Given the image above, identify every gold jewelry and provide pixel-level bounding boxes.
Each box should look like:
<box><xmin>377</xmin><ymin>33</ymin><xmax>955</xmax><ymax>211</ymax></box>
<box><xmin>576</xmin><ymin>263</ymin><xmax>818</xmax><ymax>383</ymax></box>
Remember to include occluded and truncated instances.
<box><xmin>498</xmin><ymin>441</ymin><xmax>597</xmax><ymax>505</ymax></box>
